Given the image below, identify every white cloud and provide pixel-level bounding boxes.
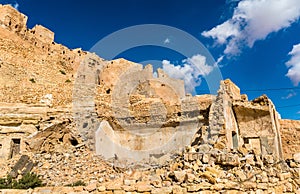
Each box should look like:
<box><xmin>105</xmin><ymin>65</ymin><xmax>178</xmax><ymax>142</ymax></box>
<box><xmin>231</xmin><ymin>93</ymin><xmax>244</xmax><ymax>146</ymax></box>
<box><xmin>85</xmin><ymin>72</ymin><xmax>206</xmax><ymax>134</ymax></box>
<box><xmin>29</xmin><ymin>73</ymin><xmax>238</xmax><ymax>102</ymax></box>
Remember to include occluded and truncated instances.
<box><xmin>164</xmin><ymin>38</ymin><xmax>170</xmax><ymax>44</ymax></box>
<box><xmin>286</xmin><ymin>43</ymin><xmax>300</xmax><ymax>86</ymax></box>
<box><xmin>202</xmin><ymin>21</ymin><xmax>240</xmax><ymax>45</ymax></box>
<box><xmin>161</xmin><ymin>54</ymin><xmax>213</xmax><ymax>93</ymax></box>
<box><xmin>202</xmin><ymin>0</ymin><xmax>300</xmax><ymax>55</ymax></box>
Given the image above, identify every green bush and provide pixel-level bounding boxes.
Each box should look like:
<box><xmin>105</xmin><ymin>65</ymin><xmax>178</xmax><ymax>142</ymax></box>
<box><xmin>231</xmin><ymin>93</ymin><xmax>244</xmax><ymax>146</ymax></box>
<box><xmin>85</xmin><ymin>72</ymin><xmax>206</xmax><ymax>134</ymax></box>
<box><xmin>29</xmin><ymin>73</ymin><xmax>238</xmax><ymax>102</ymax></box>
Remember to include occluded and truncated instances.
<box><xmin>66</xmin><ymin>180</ymin><xmax>86</xmax><ymax>187</ymax></box>
<box><xmin>0</xmin><ymin>173</ymin><xmax>43</xmax><ymax>189</ymax></box>
<box><xmin>14</xmin><ymin>172</ymin><xmax>43</xmax><ymax>189</ymax></box>
<box><xmin>0</xmin><ymin>175</ymin><xmax>13</xmax><ymax>189</ymax></box>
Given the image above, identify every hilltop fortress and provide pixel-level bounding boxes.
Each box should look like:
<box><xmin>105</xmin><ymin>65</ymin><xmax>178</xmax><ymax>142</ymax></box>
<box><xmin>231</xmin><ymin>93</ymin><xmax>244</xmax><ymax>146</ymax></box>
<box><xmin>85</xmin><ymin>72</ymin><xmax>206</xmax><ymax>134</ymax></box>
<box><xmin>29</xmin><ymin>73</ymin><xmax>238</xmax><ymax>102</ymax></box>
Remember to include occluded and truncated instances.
<box><xmin>0</xmin><ymin>5</ymin><xmax>300</xmax><ymax>193</ymax></box>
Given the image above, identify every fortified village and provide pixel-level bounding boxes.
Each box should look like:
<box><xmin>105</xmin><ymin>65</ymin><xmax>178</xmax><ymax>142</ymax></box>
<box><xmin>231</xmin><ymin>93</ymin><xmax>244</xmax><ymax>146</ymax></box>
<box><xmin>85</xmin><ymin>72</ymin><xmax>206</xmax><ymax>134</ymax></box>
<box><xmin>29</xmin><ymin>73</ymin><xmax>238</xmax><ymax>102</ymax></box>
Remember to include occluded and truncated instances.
<box><xmin>0</xmin><ymin>4</ymin><xmax>300</xmax><ymax>194</ymax></box>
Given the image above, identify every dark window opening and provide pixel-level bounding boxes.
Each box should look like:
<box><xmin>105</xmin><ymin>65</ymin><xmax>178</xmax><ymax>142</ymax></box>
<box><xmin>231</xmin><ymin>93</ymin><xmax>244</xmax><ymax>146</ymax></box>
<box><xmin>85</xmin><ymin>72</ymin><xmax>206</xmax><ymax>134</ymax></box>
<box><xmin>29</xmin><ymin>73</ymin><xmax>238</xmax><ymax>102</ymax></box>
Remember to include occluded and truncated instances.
<box><xmin>177</xmin><ymin>112</ymin><xmax>182</xmax><ymax>117</ymax></box>
<box><xmin>106</xmin><ymin>89</ymin><xmax>111</xmax><ymax>94</ymax></box>
<box><xmin>10</xmin><ymin>138</ymin><xmax>21</xmax><ymax>158</ymax></box>
<box><xmin>161</xmin><ymin>84</ymin><xmax>165</xmax><ymax>86</ymax></box>
<box><xmin>0</xmin><ymin>144</ymin><xmax>2</xmax><ymax>149</ymax></box>
<box><xmin>244</xmin><ymin>138</ymin><xmax>249</xmax><ymax>144</ymax></box>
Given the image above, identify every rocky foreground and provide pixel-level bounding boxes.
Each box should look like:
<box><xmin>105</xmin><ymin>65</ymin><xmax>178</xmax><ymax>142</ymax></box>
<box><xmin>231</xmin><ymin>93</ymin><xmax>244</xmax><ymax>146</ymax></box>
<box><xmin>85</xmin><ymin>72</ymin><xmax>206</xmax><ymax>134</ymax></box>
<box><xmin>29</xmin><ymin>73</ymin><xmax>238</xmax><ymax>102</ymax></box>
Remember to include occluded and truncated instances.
<box><xmin>2</xmin><ymin>143</ymin><xmax>300</xmax><ymax>193</ymax></box>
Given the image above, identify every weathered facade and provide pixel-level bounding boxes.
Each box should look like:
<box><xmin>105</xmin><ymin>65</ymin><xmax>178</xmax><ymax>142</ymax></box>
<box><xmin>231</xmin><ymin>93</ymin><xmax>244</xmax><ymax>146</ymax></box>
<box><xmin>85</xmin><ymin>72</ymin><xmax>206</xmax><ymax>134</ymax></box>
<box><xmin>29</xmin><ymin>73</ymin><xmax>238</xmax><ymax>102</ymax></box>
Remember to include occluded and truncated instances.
<box><xmin>207</xmin><ymin>80</ymin><xmax>283</xmax><ymax>160</ymax></box>
<box><xmin>70</xmin><ymin>51</ymin><xmax>284</xmax><ymax>163</ymax></box>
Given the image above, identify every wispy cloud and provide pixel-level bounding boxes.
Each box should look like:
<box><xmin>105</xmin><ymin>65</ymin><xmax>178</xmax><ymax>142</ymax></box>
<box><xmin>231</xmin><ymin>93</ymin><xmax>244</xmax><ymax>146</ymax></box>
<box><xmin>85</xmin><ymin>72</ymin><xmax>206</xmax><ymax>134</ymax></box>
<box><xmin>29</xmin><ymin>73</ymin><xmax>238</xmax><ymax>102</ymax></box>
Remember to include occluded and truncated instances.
<box><xmin>215</xmin><ymin>55</ymin><xmax>225</xmax><ymax>67</ymax></box>
<box><xmin>282</xmin><ymin>90</ymin><xmax>297</xmax><ymax>99</ymax></box>
<box><xmin>286</xmin><ymin>44</ymin><xmax>300</xmax><ymax>86</ymax></box>
<box><xmin>12</xmin><ymin>2</ymin><xmax>19</xmax><ymax>10</ymax></box>
<box><xmin>161</xmin><ymin>54</ymin><xmax>213</xmax><ymax>93</ymax></box>
<box><xmin>202</xmin><ymin>0</ymin><xmax>300</xmax><ymax>56</ymax></box>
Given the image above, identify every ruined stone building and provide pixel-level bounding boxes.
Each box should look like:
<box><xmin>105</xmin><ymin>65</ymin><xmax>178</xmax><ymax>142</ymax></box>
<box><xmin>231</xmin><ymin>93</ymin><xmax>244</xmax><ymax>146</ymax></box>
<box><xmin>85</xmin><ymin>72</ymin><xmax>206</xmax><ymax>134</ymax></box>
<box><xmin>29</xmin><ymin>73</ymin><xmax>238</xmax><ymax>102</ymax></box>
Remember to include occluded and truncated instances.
<box><xmin>0</xmin><ymin>5</ymin><xmax>300</xmax><ymax>193</ymax></box>
<box><xmin>0</xmin><ymin>3</ymin><xmax>299</xmax><ymax>163</ymax></box>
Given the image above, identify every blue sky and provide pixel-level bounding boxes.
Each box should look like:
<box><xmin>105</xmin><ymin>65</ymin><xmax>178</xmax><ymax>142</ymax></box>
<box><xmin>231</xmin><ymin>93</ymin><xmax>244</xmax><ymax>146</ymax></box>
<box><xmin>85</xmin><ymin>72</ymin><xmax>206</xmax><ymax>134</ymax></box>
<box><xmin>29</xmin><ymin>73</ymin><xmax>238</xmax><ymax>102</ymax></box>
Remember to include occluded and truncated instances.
<box><xmin>2</xmin><ymin>0</ymin><xmax>300</xmax><ymax>120</ymax></box>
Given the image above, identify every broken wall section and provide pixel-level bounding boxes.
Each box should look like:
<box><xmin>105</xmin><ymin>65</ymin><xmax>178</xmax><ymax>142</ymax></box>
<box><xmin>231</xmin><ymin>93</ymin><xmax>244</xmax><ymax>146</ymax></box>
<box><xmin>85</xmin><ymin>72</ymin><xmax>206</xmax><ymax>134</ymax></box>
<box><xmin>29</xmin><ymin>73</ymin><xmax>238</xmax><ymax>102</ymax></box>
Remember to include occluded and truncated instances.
<box><xmin>208</xmin><ymin>79</ymin><xmax>283</xmax><ymax>161</ymax></box>
<box><xmin>207</xmin><ymin>79</ymin><xmax>241</xmax><ymax>150</ymax></box>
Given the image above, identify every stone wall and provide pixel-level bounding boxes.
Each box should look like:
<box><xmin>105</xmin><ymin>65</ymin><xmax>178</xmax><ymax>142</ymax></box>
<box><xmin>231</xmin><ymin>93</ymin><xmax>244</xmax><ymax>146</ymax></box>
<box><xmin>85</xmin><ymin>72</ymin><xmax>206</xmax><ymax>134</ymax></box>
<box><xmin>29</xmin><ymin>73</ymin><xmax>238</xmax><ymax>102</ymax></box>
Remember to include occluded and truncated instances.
<box><xmin>0</xmin><ymin>4</ymin><xmax>85</xmax><ymax>107</ymax></box>
<box><xmin>280</xmin><ymin>119</ymin><xmax>300</xmax><ymax>159</ymax></box>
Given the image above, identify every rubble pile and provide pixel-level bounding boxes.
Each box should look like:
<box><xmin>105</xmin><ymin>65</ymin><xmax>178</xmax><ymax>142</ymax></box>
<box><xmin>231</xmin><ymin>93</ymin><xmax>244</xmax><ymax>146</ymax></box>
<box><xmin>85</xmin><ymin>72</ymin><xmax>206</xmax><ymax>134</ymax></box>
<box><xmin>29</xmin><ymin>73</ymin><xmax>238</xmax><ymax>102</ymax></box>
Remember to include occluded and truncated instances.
<box><xmin>6</xmin><ymin>145</ymin><xmax>299</xmax><ymax>193</ymax></box>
